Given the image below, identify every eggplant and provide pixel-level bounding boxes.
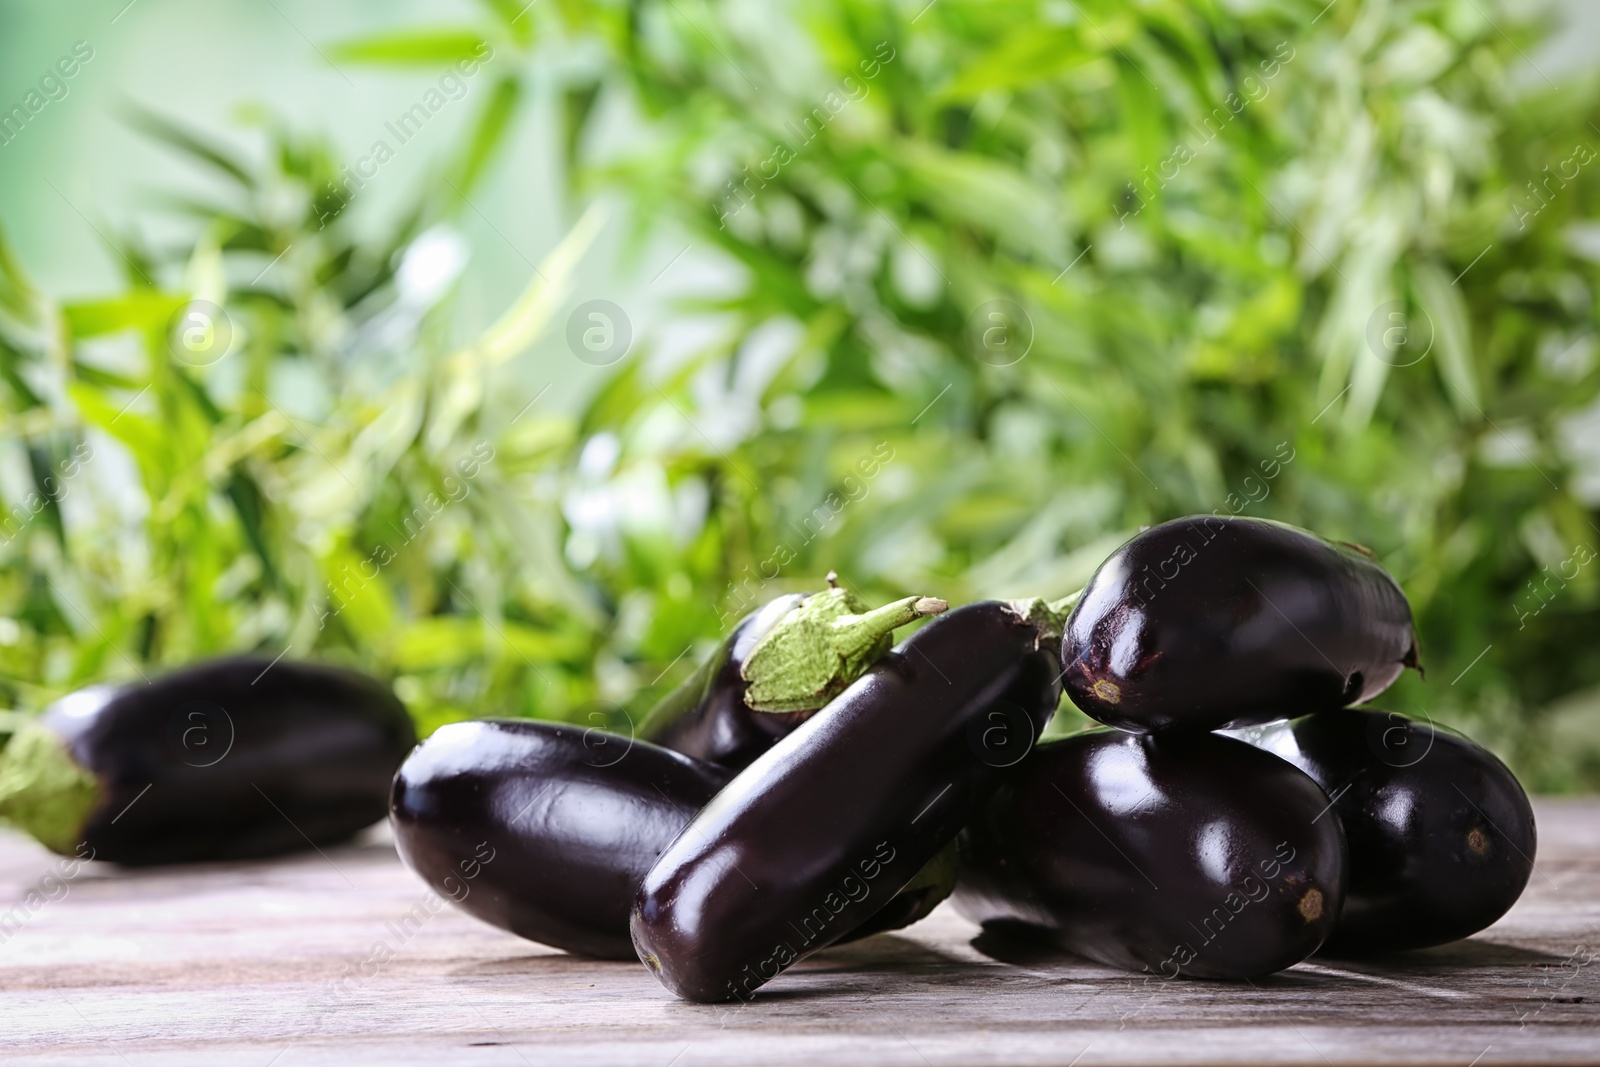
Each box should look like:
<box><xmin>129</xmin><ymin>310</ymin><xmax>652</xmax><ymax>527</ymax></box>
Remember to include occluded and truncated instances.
<box><xmin>1062</xmin><ymin>516</ymin><xmax>1420</xmax><ymax>732</ymax></box>
<box><xmin>640</xmin><ymin>593</ymin><xmax>811</xmax><ymax>771</ymax></box>
<box><xmin>640</xmin><ymin>578</ymin><xmax>946</xmax><ymax>770</ymax></box>
<box><xmin>631</xmin><ymin>598</ymin><xmax>1065</xmax><ymax>1002</ymax></box>
<box><xmin>389</xmin><ymin>718</ymin><xmax>957</xmax><ymax>959</ymax></box>
<box><xmin>0</xmin><ymin>656</ymin><xmax>414</xmax><ymax>865</ymax></box>
<box><xmin>953</xmin><ymin>729</ymin><xmax>1346</xmax><ymax>979</ymax></box>
<box><xmin>1232</xmin><ymin>708</ymin><xmax>1536</xmax><ymax>954</ymax></box>
<box><xmin>390</xmin><ymin>719</ymin><xmax>733</xmax><ymax>959</ymax></box>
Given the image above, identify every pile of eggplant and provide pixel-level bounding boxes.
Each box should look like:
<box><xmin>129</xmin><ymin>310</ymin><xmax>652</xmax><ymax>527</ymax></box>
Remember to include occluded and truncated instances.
<box><xmin>0</xmin><ymin>516</ymin><xmax>1536</xmax><ymax>1005</ymax></box>
<box><xmin>390</xmin><ymin>516</ymin><xmax>1536</xmax><ymax>1002</ymax></box>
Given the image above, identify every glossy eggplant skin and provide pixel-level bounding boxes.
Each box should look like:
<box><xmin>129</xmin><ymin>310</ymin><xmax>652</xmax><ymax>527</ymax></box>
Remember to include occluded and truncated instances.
<box><xmin>45</xmin><ymin>656</ymin><xmax>415</xmax><ymax>865</ymax></box>
<box><xmin>1062</xmin><ymin>516</ymin><xmax>1419</xmax><ymax>732</ymax></box>
<box><xmin>953</xmin><ymin>730</ymin><xmax>1346</xmax><ymax>980</ymax></box>
<box><xmin>632</xmin><ymin>601</ymin><xmax>1061</xmax><ymax>1003</ymax></box>
<box><xmin>1238</xmin><ymin>709</ymin><xmax>1535</xmax><ymax>954</ymax></box>
<box><xmin>391</xmin><ymin>719</ymin><xmax>735</xmax><ymax>960</ymax></box>
<box><xmin>640</xmin><ymin>594</ymin><xmax>812</xmax><ymax>770</ymax></box>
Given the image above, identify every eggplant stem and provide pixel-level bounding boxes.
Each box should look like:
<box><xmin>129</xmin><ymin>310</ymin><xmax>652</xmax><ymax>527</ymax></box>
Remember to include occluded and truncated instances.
<box><xmin>740</xmin><ymin>588</ymin><xmax>948</xmax><ymax>713</ymax></box>
<box><xmin>0</xmin><ymin>720</ymin><xmax>100</xmax><ymax>856</ymax></box>
<box><xmin>1007</xmin><ymin>589</ymin><xmax>1082</xmax><ymax>647</ymax></box>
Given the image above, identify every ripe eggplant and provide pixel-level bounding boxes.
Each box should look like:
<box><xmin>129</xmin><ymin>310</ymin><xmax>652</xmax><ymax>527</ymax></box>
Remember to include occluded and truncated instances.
<box><xmin>1062</xmin><ymin>516</ymin><xmax>1419</xmax><ymax>732</ymax></box>
<box><xmin>953</xmin><ymin>729</ymin><xmax>1345</xmax><ymax>979</ymax></box>
<box><xmin>640</xmin><ymin>576</ymin><xmax>946</xmax><ymax>769</ymax></box>
<box><xmin>389</xmin><ymin>718</ymin><xmax>957</xmax><ymax>959</ymax></box>
<box><xmin>390</xmin><ymin>719</ymin><xmax>733</xmax><ymax>959</ymax></box>
<box><xmin>1233</xmin><ymin>708</ymin><xmax>1536</xmax><ymax>954</ymax></box>
<box><xmin>631</xmin><ymin>598</ymin><xmax>1065</xmax><ymax>1002</ymax></box>
<box><xmin>0</xmin><ymin>657</ymin><xmax>414</xmax><ymax>865</ymax></box>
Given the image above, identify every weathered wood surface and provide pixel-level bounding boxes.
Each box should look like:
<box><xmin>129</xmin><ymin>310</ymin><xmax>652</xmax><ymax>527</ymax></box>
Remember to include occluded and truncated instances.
<box><xmin>1</xmin><ymin>799</ymin><xmax>1596</xmax><ymax>1065</ymax></box>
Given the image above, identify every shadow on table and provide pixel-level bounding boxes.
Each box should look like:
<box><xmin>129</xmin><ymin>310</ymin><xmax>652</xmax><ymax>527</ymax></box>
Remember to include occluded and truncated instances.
<box><xmin>1315</xmin><ymin>938</ymin><xmax>1570</xmax><ymax>969</ymax></box>
<box><xmin>967</xmin><ymin>924</ymin><xmax>1569</xmax><ymax>977</ymax></box>
<box><xmin>445</xmin><ymin>932</ymin><xmax>978</xmax><ymax>984</ymax></box>
<box><xmin>448</xmin><ymin>953</ymin><xmax>643</xmax><ymax>978</ymax></box>
<box><xmin>444</xmin><ymin>923</ymin><xmax>1575</xmax><ymax>1017</ymax></box>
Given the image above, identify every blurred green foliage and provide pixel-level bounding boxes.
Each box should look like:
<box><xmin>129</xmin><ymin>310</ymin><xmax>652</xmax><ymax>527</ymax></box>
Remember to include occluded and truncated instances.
<box><xmin>2</xmin><ymin>0</ymin><xmax>1599</xmax><ymax>787</ymax></box>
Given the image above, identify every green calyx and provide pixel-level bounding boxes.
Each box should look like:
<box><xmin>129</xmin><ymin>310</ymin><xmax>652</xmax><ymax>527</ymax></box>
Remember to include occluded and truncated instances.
<box><xmin>0</xmin><ymin>719</ymin><xmax>100</xmax><ymax>856</ymax></box>
<box><xmin>1006</xmin><ymin>590</ymin><xmax>1081</xmax><ymax>648</ymax></box>
<box><xmin>740</xmin><ymin>579</ymin><xmax>948</xmax><ymax>713</ymax></box>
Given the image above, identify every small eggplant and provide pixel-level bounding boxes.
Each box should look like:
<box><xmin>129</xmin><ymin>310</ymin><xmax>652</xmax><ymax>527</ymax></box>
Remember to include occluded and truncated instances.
<box><xmin>1062</xmin><ymin>516</ymin><xmax>1419</xmax><ymax>732</ymax></box>
<box><xmin>0</xmin><ymin>657</ymin><xmax>414</xmax><ymax>865</ymax></box>
<box><xmin>1232</xmin><ymin>708</ymin><xmax>1536</xmax><ymax>954</ymax></box>
<box><xmin>631</xmin><ymin>598</ymin><xmax>1065</xmax><ymax>1002</ymax></box>
<box><xmin>389</xmin><ymin>719</ymin><xmax>957</xmax><ymax>959</ymax></box>
<box><xmin>953</xmin><ymin>730</ymin><xmax>1346</xmax><ymax>980</ymax></box>
<box><xmin>640</xmin><ymin>576</ymin><xmax>946</xmax><ymax>769</ymax></box>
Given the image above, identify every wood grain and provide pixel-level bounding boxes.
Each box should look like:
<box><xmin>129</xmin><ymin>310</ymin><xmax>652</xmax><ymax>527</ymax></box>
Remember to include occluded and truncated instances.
<box><xmin>1</xmin><ymin>799</ymin><xmax>1596</xmax><ymax>1065</ymax></box>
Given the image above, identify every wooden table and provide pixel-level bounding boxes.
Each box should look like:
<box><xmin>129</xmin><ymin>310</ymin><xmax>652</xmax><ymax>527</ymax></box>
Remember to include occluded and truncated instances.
<box><xmin>2</xmin><ymin>799</ymin><xmax>1596</xmax><ymax>1065</ymax></box>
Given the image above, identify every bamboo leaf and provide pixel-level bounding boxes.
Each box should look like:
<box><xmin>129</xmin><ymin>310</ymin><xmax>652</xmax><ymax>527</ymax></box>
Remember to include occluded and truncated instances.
<box><xmin>462</xmin><ymin>202</ymin><xmax>605</xmax><ymax>367</ymax></box>
<box><xmin>0</xmin><ymin>225</ymin><xmax>55</xmax><ymax>355</ymax></box>
<box><xmin>393</xmin><ymin>616</ymin><xmax>585</xmax><ymax>670</ymax></box>
<box><xmin>1412</xmin><ymin>259</ymin><xmax>1480</xmax><ymax>416</ymax></box>
<box><xmin>562</xmin><ymin>80</ymin><xmax>602</xmax><ymax>169</ymax></box>
<box><xmin>121</xmin><ymin>104</ymin><xmax>256</xmax><ymax>189</ymax></box>
<box><xmin>477</xmin><ymin>0</ymin><xmax>537</xmax><ymax>45</ymax></box>
<box><xmin>69</xmin><ymin>361</ymin><xmax>142</xmax><ymax>392</ymax></box>
<box><xmin>446</xmin><ymin>77</ymin><xmax>523</xmax><ymax>199</ymax></box>
<box><xmin>225</xmin><ymin>468</ymin><xmax>280</xmax><ymax>588</ymax></box>
<box><xmin>66</xmin><ymin>381</ymin><xmax>162</xmax><ymax>475</ymax></box>
<box><xmin>940</xmin><ymin>27</ymin><xmax>1095</xmax><ymax>99</ymax></box>
<box><xmin>329</xmin><ymin>30</ymin><xmax>491</xmax><ymax>66</ymax></box>
<box><xmin>62</xmin><ymin>292</ymin><xmax>186</xmax><ymax>339</ymax></box>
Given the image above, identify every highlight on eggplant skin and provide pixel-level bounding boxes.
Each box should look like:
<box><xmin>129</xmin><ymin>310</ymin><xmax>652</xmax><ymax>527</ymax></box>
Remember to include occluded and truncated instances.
<box><xmin>1061</xmin><ymin>516</ymin><xmax>1420</xmax><ymax>732</ymax></box>
<box><xmin>1233</xmin><ymin>708</ymin><xmax>1536</xmax><ymax>955</ymax></box>
<box><xmin>33</xmin><ymin>657</ymin><xmax>415</xmax><ymax>865</ymax></box>
<box><xmin>639</xmin><ymin>593</ymin><xmax>812</xmax><ymax>770</ymax></box>
<box><xmin>631</xmin><ymin>600</ymin><xmax>1062</xmax><ymax>1003</ymax></box>
<box><xmin>952</xmin><ymin>729</ymin><xmax>1346</xmax><ymax>980</ymax></box>
<box><xmin>390</xmin><ymin>719</ymin><xmax>735</xmax><ymax>960</ymax></box>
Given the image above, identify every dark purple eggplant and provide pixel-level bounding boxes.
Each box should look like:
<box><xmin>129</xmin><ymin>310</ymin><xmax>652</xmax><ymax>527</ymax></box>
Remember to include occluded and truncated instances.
<box><xmin>638</xmin><ymin>593</ymin><xmax>810</xmax><ymax>771</ymax></box>
<box><xmin>0</xmin><ymin>656</ymin><xmax>414</xmax><ymax>865</ymax></box>
<box><xmin>1062</xmin><ymin>516</ymin><xmax>1420</xmax><ymax>732</ymax></box>
<box><xmin>631</xmin><ymin>599</ymin><xmax>1064</xmax><ymax>1002</ymax></box>
<box><xmin>389</xmin><ymin>718</ymin><xmax>957</xmax><ymax>959</ymax></box>
<box><xmin>390</xmin><ymin>719</ymin><xmax>733</xmax><ymax>959</ymax></box>
<box><xmin>640</xmin><ymin>578</ymin><xmax>946</xmax><ymax>770</ymax></box>
<box><xmin>953</xmin><ymin>729</ymin><xmax>1346</xmax><ymax>979</ymax></box>
<box><xmin>1233</xmin><ymin>708</ymin><xmax>1535</xmax><ymax>954</ymax></box>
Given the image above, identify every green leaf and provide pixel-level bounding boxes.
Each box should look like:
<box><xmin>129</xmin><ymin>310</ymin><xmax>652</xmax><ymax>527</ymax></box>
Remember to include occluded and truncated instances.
<box><xmin>1412</xmin><ymin>260</ymin><xmax>1480</xmax><ymax>416</ymax></box>
<box><xmin>69</xmin><ymin>360</ymin><xmax>142</xmax><ymax>392</ymax></box>
<box><xmin>394</xmin><ymin>616</ymin><xmax>584</xmax><ymax>670</ymax></box>
<box><xmin>0</xmin><ymin>224</ymin><xmax>55</xmax><ymax>354</ymax></box>
<box><xmin>121</xmin><ymin>104</ymin><xmax>256</xmax><ymax>189</ymax></box>
<box><xmin>66</xmin><ymin>381</ymin><xmax>162</xmax><ymax>474</ymax></box>
<box><xmin>477</xmin><ymin>0</ymin><xmax>537</xmax><ymax>45</ymax></box>
<box><xmin>1</xmin><ymin>336</ymin><xmax>46</xmax><ymax>409</ymax></box>
<box><xmin>562</xmin><ymin>80</ymin><xmax>602</xmax><ymax>168</ymax></box>
<box><xmin>62</xmin><ymin>292</ymin><xmax>187</xmax><ymax>339</ymax></box>
<box><xmin>467</xmin><ymin>204</ymin><xmax>605</xmax><ymax>366</ymax></box>
<box><xmin>941</xmin><ymin>27</ymin><xmax>1095</xmax><ymax>99</ymax></box>
<box><xmin>25</xmin><ymin>445</ymin><xmax>66</xmax><ymax>549</ymax></box>
<box><xmin>446</xmin><ymin>77</ymin><xmax>523</xmax><ymax>199</ymax></box>
<box><xmin>329</xmin><ymin>30</ymin><xmax>491</xmax><ymax>66</ymax></box>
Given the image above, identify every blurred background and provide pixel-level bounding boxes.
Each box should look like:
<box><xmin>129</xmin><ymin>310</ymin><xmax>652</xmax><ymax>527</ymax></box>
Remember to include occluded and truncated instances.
<box><xmin>1</xmin><ymin>0</ymin><xmax>1597</xmax><ymax>789</ymax></box>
